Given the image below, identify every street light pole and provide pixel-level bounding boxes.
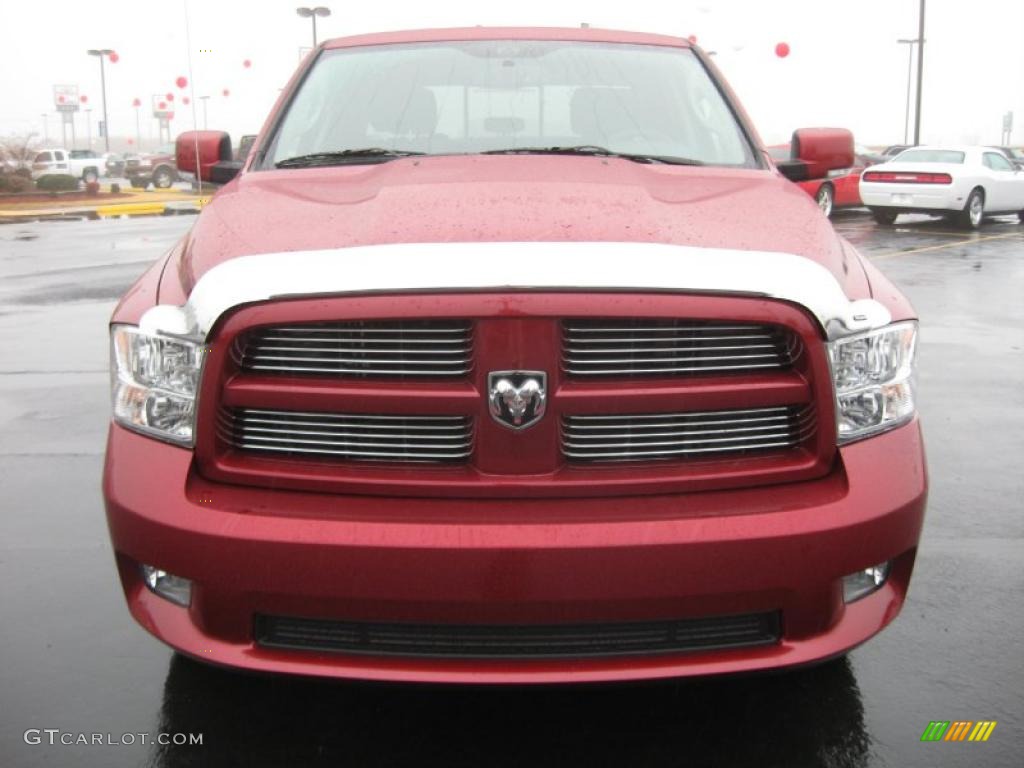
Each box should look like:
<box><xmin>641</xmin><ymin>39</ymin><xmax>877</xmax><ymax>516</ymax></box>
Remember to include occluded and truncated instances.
<box><xmin>85</xmin><ymin>108</ymin><xmax>93</xmax><ymax>149</ymax></box>
<box><xmin>296</xmin><ymin>6</ymin><xmax>331</xmax><ymax>47</ymax></box>
<box><xmin>896</xmin><ymin>38</ymin><xmax>920</xmax><ymax>145</ymax></box>
<box><xmin>87</xmin><ymin>49</ymin><xmax>114</xmax><ymax>151</ymax></box>
<box><xmin>913</xmin><ymin>0</ymin><xmax>926</xmax><ymax>145</ymax></box>
<box><xmin>41</xmin><ymin>113</ymin><xmax>49</xmax><ymax>143</ymax></box>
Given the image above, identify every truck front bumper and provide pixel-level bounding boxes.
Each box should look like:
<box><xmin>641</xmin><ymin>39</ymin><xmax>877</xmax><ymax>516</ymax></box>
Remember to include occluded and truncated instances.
<box><xmin>104</xmin><ymin>420</ymin><xmax>927</xmax><ymax>684</ymax></box>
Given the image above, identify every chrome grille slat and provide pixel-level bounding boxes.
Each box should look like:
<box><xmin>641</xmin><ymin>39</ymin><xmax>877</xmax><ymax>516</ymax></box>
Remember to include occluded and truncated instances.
<box><xmin>563</xmin><ymin>319</ymin><xmax>799</xmax><ymax>378</ymax></box>
<box><xmin>570</xmin><ymin>406</ymin><xmax>793</xmax><ymax>421</ymax></box>
<box><xmin>221</xmin><ymin>408</ymin><xmax>473</xmax><ymax>463</ymax></box>
<box><xmin>240</xmin><ymin>321</ymin><xmax>472</xmax><ymax>378</ymax></box>
<box><xmin>565</xmin><ymin>335</ymin><xmax>777</xmax><ymax>343</ymax></box>
<box><xmin>564</xmin><ymin>343</ymin><xmax>779</xmax><ymax>353</ymax></box>
<box><xmin>247</xmin><ymin>355</ymin><xmax>467</xmax><ymax>365</ymax></box>
<box><xmin>249</xmin><ymin>345</ymin><xmax>472</xmax><ymax>354</ymax></box>
<box><xmin>564</xmin><ymin>362</ymin><xmax>787</xmax><ymax>375</ymax></box>
<box><xmin>563</xmin><ymin>405</ymin><xmax>815</xmax><ymax>462</ymax></box>
<box><xmin>239</xmin><ymin>409</ymin><xmax>465</xmax><ymax>423</ymax></box>
<box><xmin>244</xmin><ymin>364</ymin><xmax>472</xmax><ymax>376</ymax></box>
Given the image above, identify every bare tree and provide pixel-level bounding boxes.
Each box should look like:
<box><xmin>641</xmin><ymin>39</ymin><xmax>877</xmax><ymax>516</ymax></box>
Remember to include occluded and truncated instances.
<box><xmin>0</xmin><ymin>132</ymin><xmax>40</xmax><ymax>171</ymax></box>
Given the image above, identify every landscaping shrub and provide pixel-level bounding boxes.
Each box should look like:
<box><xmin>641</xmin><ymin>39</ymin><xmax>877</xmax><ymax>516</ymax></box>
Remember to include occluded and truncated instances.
<box><xmin>36</xmin><ymin>174</ymin><xmax>79</xmax><ymax>192</ymax></box>
<box><xmin>0</xmin><ymin>173</ymin><xmax>34</xmax><ymax>193</ymax></box>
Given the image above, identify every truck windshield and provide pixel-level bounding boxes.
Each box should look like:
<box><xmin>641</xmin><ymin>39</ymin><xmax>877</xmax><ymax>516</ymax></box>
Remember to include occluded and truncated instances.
<box><xmin>266</xmin><ymin>40</ymin><xmax>757</xmax><ymax>169</ymax></box>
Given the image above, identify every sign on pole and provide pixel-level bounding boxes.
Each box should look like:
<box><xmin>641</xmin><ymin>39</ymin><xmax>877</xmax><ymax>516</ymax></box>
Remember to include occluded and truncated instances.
<box><xmin>53</xmin><ymin>84</ymin><xmax>80</xmax><ymax>114</ymax></box>
<box><xmin>151</xmin><ymin>94</ymin><xmax>174</xmax><ymax>119</ymax></box>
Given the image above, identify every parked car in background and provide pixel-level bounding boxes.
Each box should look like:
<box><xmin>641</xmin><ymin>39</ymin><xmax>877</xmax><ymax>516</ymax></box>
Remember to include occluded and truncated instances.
<box><xmin>103</xmin><ymin>152</ymin><xmax>126</xmax><ymax>177</ymax></box>
<box><xmin>988</xmin><ymin>146</ymin><xmax>1024</xmax><ymax>170</ymax></box>
<box><xmin>768</xmin><ymin>144</ymin><xmax>866</xmax><ymax>217</ymax></box>
<box><xmin>125</xmin><ymin>143</ymin><xmax>178</xmax><ymax>188</ymax></box>
<box><xmin>855</xmin><ymin>145</ymin><xmax>886</xmax><ymax>166</ymax></box>
<box><xmin>105</xmin><ymin>27</ymin><xmax>928</xmax><ymax>685</ymax></box>
<box><xmin>882</xmin><ymin>144</ymin><xmax>913</xmax><ymax>157</ymax></box>
<box><xmin>31</xmin><ymin>148</ymin><xmax>103</xmax><ymax>182</ymax></box>
<box><xmin>860</xmin><ymin>146</ymin><xmax>1024</xmax><ymax>228</ymax></box>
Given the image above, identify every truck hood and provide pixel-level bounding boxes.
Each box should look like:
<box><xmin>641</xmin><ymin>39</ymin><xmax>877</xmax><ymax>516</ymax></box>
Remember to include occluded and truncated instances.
<box><xmin>168</xmin><ymin>155</ymin><xmax>869</xmax><ymax>300</ymax></box>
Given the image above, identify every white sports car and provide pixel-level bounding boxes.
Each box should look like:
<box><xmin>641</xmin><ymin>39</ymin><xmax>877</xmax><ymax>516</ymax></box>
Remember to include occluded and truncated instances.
<box><xmin>859</xmin><ymin>146</ymin><xmax>1024</xmax><ymax>229</ymax></box>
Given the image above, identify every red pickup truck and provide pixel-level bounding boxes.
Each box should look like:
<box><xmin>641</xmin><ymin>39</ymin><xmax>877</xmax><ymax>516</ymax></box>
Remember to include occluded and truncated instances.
<box><xmin>104</xmin><ymin>27</ymin><xmax>926</xmax><ymax>684</ymax></box>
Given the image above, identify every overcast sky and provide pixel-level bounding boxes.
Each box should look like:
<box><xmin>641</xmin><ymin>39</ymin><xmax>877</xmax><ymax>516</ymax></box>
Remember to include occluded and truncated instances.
<box><xmin>2</xmin><ymin>0</ymin><xmax>1022</xmax><ymax>151</ymax></box>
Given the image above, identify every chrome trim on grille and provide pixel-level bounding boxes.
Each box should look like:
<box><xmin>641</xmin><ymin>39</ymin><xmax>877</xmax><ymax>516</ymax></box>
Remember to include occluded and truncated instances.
<box><xmin>563</xmin><ymin>405</ymin><xmax>815</xmax><ymax>461</ymax></box>
<box><xmin>138</xmin><ymin>242</ymin><xmax>892</xmax><ymax>343</ymax></box>
<box><xmin>563</xmin><ymin>319</ymin><xmax>799</xmax><ymax>377</ymax></box>
<box><xmin>237</xmin><ymin>321</ymin><xmax>472</xmax><ymax>378</ymax></box>
<box><xmin>219</xmin><ymin>408</ymin><xmax>473</xmax><ymax>462</ymax></box>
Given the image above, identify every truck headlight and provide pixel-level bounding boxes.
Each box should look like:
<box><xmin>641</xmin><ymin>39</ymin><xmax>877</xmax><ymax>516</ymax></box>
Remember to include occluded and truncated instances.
<box><xmin>828</xmin><ymin>321</ymin><xmax>917</xmax><ymax>443</ymax></box>
<box><xmin>110</xmin><ymin>325</ymin><xmax>204</xmax><ymax>445</ymax></box>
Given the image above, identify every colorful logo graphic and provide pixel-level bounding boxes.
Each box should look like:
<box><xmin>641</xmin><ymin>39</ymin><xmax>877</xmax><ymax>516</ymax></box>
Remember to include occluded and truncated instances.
<box><xmin>921</xmin><ymin>721</ymin><xmax>997</xmax><ymax>742</ymax></box>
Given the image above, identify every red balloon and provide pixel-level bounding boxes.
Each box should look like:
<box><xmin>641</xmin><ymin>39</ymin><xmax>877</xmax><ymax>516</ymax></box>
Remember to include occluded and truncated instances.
<box><xmin>243</xmin><ymin>59</ymin><xmax>251</xmax><ymax>68</ymax></box>
<box><xmin>687</xmin><ymin>35</ymin><xmax>698</xmax><ymax>44</ymax></box>
<box><xmin>158</xmin><ymin>101</ymin><xmax>167</xmax><ymax>109</ymax></box>
<box><xmin>132</xmin><ymin>97</ymin><xmax>141</xmax><ymax>107</ymax></box>
<box><xmin>222</xmin><ymin>88</ymin><xmax>230</xmax><ymax>97</ymax></box>
<box><xmin>57</xmin><ymin>95</ymin><xmax>65</xmax><ymax>104</ymax></box>
<box><xmin>167</xmin><ymin>112</ymin><xmax>175</xmax><ymax>120</ymax></box>
<box><xmin>176</xmin><ymin>76</ymin><xmax>188</xmax><ymax>89</ymax></box>
<box><xmin>108</xmin><ymin>51</ymin><xmax>120</xmax><ymax>63</ymax></box>
<box><xmin>127</xmin><ymin>138</ymin><xmax>134</xmax><ymax>145</ymax></box>
<box><xmin>775</xmin><ymin>42</ymin><xmax>791</xmax><ymax>58</ymax></box>
<box><xmin>166</xmin><ymin>93</ymin><xmax>175</xmax><ymax>102</ymax></box>
<box><xmin>80</xmin><ymin>95</ymin><xmax>88</xmax><ymax>104</ymax></box>
<box><xmin>182</xmin><ymin>96</ymin><xmax>191</xmax><ymax>105</ymax></box>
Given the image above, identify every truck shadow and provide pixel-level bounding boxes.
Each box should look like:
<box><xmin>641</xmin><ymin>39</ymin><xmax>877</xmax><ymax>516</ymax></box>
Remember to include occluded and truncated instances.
<box><xmin>149</xmin><ymin>654</ymin><xmax>869</xmax><ymax>768</ymax></box>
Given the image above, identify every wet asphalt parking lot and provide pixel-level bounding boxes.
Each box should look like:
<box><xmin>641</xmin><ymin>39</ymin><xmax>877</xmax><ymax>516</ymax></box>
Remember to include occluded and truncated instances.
<box><xmin>1</xmin><ymin>211</ymin><xmax>1022</xmax><ymax>767</ymax></box>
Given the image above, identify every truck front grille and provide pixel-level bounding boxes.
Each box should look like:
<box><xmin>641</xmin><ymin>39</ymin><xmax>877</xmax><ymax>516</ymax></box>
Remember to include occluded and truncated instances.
<box><xmin>218</xmin><ymin>408</ymin><xmax>473</xmax><ymax>462</ymax></box>
<box><xmin>562</xmin><ymin>319</ymin><xmax>799</xmax><ymax>377</ymax></box>
<box><xmin>255</xmin><ymin>611</ymin><xmax>781</xmax><ymax>659</ymax></box>
<box><xmin>563</xmin><ymin>405</ymin><xmax>815</xmax><ymax>462</ymax></box>
<box><xmin>202</xmin><ymin>297</ymin><xmax>830</xmax><ymax>494</ymax></box>
<box><xmin>237</xmin><ymin>320</ymin><xmax>472</xmax><ymax>378</ymax></box>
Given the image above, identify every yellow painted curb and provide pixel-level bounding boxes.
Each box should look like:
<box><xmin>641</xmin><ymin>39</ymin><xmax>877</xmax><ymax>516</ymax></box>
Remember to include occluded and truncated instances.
<box><xmin>95</xmin><ymin>202</ymin><xmax>168</xmax><ymax>216</ymax></box>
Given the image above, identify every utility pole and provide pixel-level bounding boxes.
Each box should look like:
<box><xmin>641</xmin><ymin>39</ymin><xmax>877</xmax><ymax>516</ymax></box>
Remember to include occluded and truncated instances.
<box><xmin>41</xmin><ymin>113</ymin><xmax>49</xmax><ymax>143</ymax></box>
<box><xmin>85</xmin><ymin>108</ymin><xmax>93</xmax><ymax>149</ymax></box>
<box><xmin>913</xmin><ymin>0</ymin><xmax>926</xmax><ymax>145</ymax></box>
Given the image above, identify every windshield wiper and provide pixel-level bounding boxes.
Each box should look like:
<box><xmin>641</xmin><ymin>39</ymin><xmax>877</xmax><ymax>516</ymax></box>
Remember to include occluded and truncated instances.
<box><xmin>481</xmin><ymin>145</ymin><xmax>705</xmax><ymax>166</ymax></box>
<box><xmin>275</xmin><ymin>148</ymin><xmax>426</xmax><ymax>168</ymax></box>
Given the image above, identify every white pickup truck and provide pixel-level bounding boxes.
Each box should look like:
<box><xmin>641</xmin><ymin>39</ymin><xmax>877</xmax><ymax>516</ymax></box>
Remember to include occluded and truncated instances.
<box><xmin>30</xmin><ymin>148</ymin><xmax>103</xmax><ymax>183</ymax></box>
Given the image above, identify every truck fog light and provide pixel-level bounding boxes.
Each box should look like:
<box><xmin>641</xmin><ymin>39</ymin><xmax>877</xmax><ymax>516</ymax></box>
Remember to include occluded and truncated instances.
<box><xmin>842</xmin><ymin>561</ymin><xmax>891</xmax><ymax>603</ymax></box>
<box><xmin>141</xmin><ymin>564</ymin><xmax>192</xmax><ymax>607</ymax></box>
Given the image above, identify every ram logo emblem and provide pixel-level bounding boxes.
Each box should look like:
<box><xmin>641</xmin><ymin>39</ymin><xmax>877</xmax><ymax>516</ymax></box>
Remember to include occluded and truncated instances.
<box><xmin>488</xmin><ymin>371</ymin><xmax>547</xmax><ymax>430</ymax></box>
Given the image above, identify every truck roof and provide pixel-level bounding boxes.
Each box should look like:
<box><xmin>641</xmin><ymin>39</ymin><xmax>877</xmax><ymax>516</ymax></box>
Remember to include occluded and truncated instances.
<box><xmin>322</xmin><ymin>26</ymin><xmax>695</xmax><ymax>51</ymax></box>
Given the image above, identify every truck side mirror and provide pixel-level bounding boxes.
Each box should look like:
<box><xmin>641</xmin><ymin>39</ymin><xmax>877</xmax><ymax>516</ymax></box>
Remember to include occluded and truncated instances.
<box><xmin>176</xmin><ymin>131</ymin><xmax>234</xmax><ymax>183</ymax></box>
<box><xmin>789</xmin><ymin>127</ymin><xmax>855</xmax><ymax>180</ymax></box>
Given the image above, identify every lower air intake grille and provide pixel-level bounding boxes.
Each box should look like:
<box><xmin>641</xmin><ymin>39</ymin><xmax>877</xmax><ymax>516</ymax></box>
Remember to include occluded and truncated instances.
<box><xmin>563</xmin><ymin>405</ymin><xmax>815</xmax><ymax>462</ymax></box>
<box><xmin>255</xmin><ymin>612</ymin><xmax>781</xmax><ymax>659</ymax></box>
<box><xmin>219</xmin><ymin>408</ymin><xmax>473</xmax><ymax>463</ymax></box>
